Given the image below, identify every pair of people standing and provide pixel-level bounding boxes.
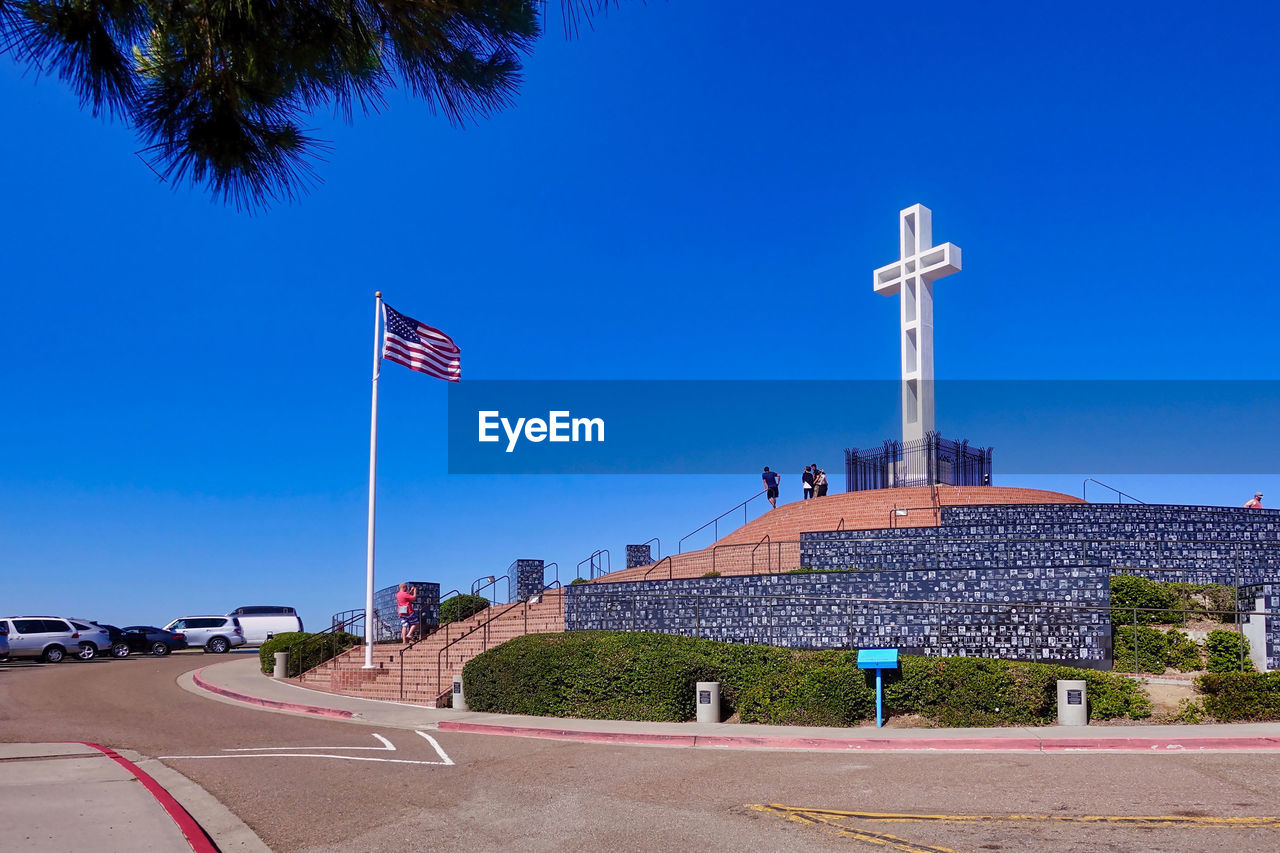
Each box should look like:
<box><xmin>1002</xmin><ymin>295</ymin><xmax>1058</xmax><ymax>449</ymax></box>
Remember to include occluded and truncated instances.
<box><xmin>802</xmin><ymin>464</ymin><xmax>828</xmax><ymax>500</ymax></box>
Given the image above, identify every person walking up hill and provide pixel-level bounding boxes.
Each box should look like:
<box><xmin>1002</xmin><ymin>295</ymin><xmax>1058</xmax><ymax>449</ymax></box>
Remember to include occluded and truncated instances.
<box><xmin>762</xmin><ymin>467</ymin><xmax>781</xmax><ymax>509</ymax></box>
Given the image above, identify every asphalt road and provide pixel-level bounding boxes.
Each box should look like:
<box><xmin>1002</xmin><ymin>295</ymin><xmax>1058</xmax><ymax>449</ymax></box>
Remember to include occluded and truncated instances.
<box><xmin>4</xmin><ymin>653</ymin><xmax>1280</xmax><ymax>853</ymax></box>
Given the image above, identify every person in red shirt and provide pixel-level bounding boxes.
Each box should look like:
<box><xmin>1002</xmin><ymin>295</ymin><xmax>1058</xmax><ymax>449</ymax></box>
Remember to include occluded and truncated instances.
<box><xmin>1245</xmin><ymin>492</ymin><xmax>1264</xmax><ymax>509</ymax></box>
<box><xmin>396</xmin><ymin>583</ymin><xmax>419</xmax><ymax>643</ymax></box>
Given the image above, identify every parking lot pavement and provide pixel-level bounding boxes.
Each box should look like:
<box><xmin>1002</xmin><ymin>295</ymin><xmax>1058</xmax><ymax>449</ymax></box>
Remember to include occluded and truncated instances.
<box><xmin>10</xmin><ymin>656</ymin><xmax>1280</xmax><ymax>853</ymax></box>
<box><xmin>0</xmin><ymin>742</ymin><xmax>212</xmax><ymax>853</ymax></box>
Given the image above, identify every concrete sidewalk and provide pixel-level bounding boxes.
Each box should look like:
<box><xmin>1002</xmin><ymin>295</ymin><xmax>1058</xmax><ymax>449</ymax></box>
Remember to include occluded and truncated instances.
<box><xmin>0</xmin><ymin>743</ymin><xmax>216</xmax><ymax>853</ymax></box>
<box><xmin>185</xmin><ymin>656</ymin><xmax>1280</xmax><ymax>753</ymax></box>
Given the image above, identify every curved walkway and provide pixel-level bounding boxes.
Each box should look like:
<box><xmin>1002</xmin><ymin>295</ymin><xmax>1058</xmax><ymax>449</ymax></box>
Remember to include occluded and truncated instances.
<box><xmin>190</xmin><ymin>657</ymin><xmax>1280</xmax><ymax>753</ymax></box>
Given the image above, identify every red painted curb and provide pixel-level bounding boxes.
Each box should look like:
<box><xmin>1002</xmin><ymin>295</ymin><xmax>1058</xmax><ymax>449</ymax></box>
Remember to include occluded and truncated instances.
<box><xmin>1041</xmin><ymin>736</ymin><xmax>1280</xmax><ymax>752</ymax></box>
<box><xmin>436</xmin><ymin>721</ymin><xmax>1280</xmax><ymax>753</ymax></box>
<box><xmin>71</xmin><ymin>741</ymin><xmax>217</xmax><ymax>853</ymax></box>
<box><xmin>192</xmin><ymin>666</ymin><xmax>356</xmax><ymax>719</ymax></box>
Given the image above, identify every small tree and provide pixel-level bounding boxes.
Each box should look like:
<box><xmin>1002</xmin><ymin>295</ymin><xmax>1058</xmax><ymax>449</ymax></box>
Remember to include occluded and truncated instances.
<box><xmin>440</xmin><ymin>594</ymin><xmax>490</xmax><ymax>626</ymax></box>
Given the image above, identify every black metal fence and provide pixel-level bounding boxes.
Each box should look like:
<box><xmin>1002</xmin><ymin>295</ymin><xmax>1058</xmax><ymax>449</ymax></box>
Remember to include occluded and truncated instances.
<box><xmin>845</xmin><ymin>432</ymin><xmax>992</xmax><ymax>491</ymax></box>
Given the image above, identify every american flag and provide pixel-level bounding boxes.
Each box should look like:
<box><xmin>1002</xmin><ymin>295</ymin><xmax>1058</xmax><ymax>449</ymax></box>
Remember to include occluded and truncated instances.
<box><xmin>381</xmin><ymin>304</ymin><xmax>461</xmax><ymax>382</ymax></box>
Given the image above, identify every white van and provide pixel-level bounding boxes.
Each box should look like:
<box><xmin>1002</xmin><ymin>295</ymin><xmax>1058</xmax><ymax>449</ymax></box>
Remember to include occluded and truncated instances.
<box><xmin>227</xmin><ymin>606</ymin><xmax>304</xmax><ymax>646</ymax></box>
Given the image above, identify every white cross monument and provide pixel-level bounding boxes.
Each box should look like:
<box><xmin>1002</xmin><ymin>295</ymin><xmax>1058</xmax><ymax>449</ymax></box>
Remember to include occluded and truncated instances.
<box><xmin>872</xmin><ymin>204</ymin><xmax>962</xmax><ymax>447</ymax></box>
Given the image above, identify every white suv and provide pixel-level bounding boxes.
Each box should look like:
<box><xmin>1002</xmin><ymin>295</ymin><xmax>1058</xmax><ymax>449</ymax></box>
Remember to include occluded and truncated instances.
<box><xmin>0</xmin><ymin>617</ymin><xmax>90</xmax><ymax>663</ymax></box>
<box><xmin>163</xmin><ymin>616</ymin><xmax>246</xmax><ymax>653</ymax></box>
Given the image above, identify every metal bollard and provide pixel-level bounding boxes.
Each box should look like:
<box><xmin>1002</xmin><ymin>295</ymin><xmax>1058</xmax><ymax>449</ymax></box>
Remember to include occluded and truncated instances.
<box><xmin>452</xmin><ymin>675</ymin><xmax>468</xmax><ymax>711</ymax></box>
<box><xmin>1056</xmin><ymin>679</ymin><xmax>1087</xmax><ymax>726</ymax></box>
<box><xmin>696</xmin><ymin>681</ymin><xmax>720</xmax><ymax>724</ymax></box>
<box><xmin>273</xmin><ymin>651</ymin><xmax>289</xmax><ymax>679</ymax></box>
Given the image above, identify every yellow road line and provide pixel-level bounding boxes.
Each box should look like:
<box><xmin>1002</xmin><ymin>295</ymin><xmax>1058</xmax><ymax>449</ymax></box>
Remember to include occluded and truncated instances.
<box><xmin>757</xmin><ymin>803</ymin><xmax>1280</xmax><ymax>829</ymax></box>
<box><xmin>749</xmin><ymin>805</ymin><xmax>956</xmax><ymax>853</ymax></box>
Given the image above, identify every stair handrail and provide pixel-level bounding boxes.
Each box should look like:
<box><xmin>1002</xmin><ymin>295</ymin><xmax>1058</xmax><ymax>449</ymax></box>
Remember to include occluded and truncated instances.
<box><xmin>642</xmin><ymin>555</ymin><xmax>674</xmax><ymax>581</ymax></box>
<box><xmin>750</xmin><ymin>533</ymin><xmax>772</xmax><ymax>573</ymax></box>
<box><xmin>835</xmin><ymin>517</ymin><xmax>846</xmax><ymax>531</ymax></box>
<box><xmin>427</xmin><ymin>599</ymin><xmax>525</xmax><ymax>702</ymax></box>
<box><xmin>1083</xmin><ymin>478</ymin><xmax>1146</xmax><ymax>505</ymax></box>
<box><xmin>889</xmin><ymin>505</ymin><xmax>937</xmax><ymax>529</ymax></box>
<box><xmin>472</xmin><ymin>574</ymin><xmax>511</xmax><ymax>605</ymax></box>
<box><xmin>576</xmin><ymin>548</ymin><xmax>611</xmax><ymax>580</ymax></box>
<box><xmin>543</xmin><ymin>562</ymin><xmax>560</xmax><ymax>587</ymax></box>
<box><xmin>284</xmin><ymin>612</ymin><xmax>365</xmax><ymax>678</ymax></box>
<box><xmin>639</xmin><ymin>537</ymin><xmax>662</xmax><ymax>562</ymax></box>
<box><xmin>678</xmin><ymin>490</ymin><xmax>768</xmax><ymax>553</ymax></box>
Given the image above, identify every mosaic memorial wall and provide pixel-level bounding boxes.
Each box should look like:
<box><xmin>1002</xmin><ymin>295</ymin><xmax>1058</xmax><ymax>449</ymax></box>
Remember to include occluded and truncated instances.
<box><xmin>564</xmin><ymin>567</ymin><xmax>1112</xmax><ymax>668</ymax></box>
<box><xmin>802</xmin><ymin>504</ymin><xmax>1280</xmax><ymax>585</ymax></box>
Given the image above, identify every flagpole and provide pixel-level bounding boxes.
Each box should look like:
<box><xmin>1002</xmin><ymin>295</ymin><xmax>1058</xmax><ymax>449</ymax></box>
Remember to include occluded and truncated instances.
<box><xmin>363</xmin><ymin>291</ymin><xmax>383</xmax><ymax>669</ymax></box>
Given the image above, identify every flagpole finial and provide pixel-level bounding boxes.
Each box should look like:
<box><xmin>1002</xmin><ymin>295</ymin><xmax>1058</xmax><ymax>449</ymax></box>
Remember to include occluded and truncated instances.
<box><xmin>375</xmin><ymin>291</ymin><xmax>382</xmax><ymax>298</ymax></box>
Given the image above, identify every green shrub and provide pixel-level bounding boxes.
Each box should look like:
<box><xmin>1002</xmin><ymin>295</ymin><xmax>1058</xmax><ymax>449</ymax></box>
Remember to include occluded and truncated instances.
<box><xmin>701</xmin><ymin>571</ymin><xmax>722</xmax><ymax>578</ymax></box>
<box><xmin>1170</xmin><ymin>698</ymin><xmax>1206</xmax><ymax>724</ymax></box>
<box><xmin>1196</xmin><ymin>672</ymin><xmax>1280</xmax><ymax>721</ymax></box>
<box><xmin>1110</xmin><ymin>575</ymin><xmax>1181</xmax><ymax>623</ymax></box>
<box><xmin>1174</xmin><ymin>583</ymin><xmax>1236</xmax><ymax>622</ymax></box>
<box><xmin>1205</xmin><ymin>630</ymin><xmax>1252</xmax><ymax>673</ymax></box>
<box><xmin>1110</xmin><ymin>575</ymin><xmax>1236</xmax><ymax>625</ymax></box>
<box><xmin>1165</xmin><ymin>631</ymin><xmax>1203</xmax><ymax>671</ymax></box>
<box><xmin>884</xmin><ymin>657</ymin><xmax>1149</xmax><ymax>726</ymax></box>
<box><xmin>462</xmin><ymin>632</ymin><xmax>1148</xmax><ymax>726</ymax></box>
<box><xmin>259</xmin><ymin>632</ymin><xmax>309</xmax><ymax>674</ymax></box>
<box><xmin>1112</xmin><ymin>625</ymin><xmax>1168</xmax><ymax>673</ymax></box>
<box><xmin>440</xmin><ymin>594</ymin><xmax>490</xmax><ymax>625</ymax></box>
<box><xmin>736</xmin><ymin>651</ymin><xmax>875</xmax><ymax>726</ymax></box>
<box><xmin>569</xmin><ymin>577</ymin><xmax>589</xmax><ymax>586</ymax></box>
<box><xmin>257</xmin><ymin>631</ymin><xmax>362</xmax><ymax>676</ymax></box>
<box><xmin>1112</xmin><ymin>626</ymin><xmax>1204</xmax><ymax>673</ymax></box>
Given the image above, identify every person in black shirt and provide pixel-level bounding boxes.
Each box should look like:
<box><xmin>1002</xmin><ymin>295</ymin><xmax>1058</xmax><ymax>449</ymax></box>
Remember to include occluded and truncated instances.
<box><xmin>802</xmin><ymin>465</ymin><xmax>814</xmax><ymax>500</ymax></box>
<box><xmin>762</xmin><ymin>467</ymin><xmax>781</xmax><ymax>508</ymax></box>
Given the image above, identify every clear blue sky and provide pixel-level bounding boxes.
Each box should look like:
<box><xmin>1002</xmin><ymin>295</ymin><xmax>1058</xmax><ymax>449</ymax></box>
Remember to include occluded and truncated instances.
<box><xmin>3</xmin><ymin>2</ymin><xmax>1277</xmax><ymax>630</ymax></box>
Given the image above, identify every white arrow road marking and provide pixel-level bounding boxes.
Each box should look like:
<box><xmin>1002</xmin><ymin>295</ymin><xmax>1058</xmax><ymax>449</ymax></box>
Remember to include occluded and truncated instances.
<box><xmin>158</xmin><ymin>731</ymin><xmax>453</xmax><ymax>766</ymax></box>
<box><xmin>417</xmin><ymin>730</ymin><xmax>454</xmax><ymax>766</ymax></box>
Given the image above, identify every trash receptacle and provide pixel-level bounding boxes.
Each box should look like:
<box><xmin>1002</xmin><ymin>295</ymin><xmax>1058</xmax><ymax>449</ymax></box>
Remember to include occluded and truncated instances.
<box><xmin>1057</xmin><ymin>679</ymin><xmax>1087</xmax><ymax>726</ymax></box>
<box><xmin>273</xmin><ymin>651</ymin><xmax>289</xmax><ymax>679</ymax></box>
<box><xmin>696</xmin><ymin>682</ymin><xmax>720</xmax><ymax>723</ymax></box>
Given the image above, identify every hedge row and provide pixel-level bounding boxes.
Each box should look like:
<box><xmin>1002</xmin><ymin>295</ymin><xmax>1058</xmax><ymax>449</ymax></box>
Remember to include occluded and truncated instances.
<box><xmin>1196</xmin><ymin>672</ymin><xmax>1280</xmax><ymax>721</ymax></box>
<box><xmin>258</xmin><ymin>631</ymin><xmax>362</xmax><ymax>676</ymax></box>
<box><xmin>461</xmin><ymin>632</ymin><xmax>1150</xmax><ymax>727</ymax></box>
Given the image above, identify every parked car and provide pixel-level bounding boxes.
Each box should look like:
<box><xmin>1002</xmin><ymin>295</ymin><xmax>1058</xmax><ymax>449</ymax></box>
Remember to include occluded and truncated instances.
<box><xmin>66</xmin><ymin>620</ymin><xmax>115</xmax><ymax>660</ymax></box>
<box><xmin>119</xmin><ymin>626</ymin><xmax>189</xmax><ymax>656</ymax></box>
<box><xmin>89</xmin><ymin>623</ymin><xmax>132</xmax><ymax>658</ymax></box>
<box><xmin>0</xmin><ymin>621</ymin><xmax>8</xmax><ymax>660</ymax></box>
<box><xmin>227</xmin><ymin>606</ymin><xmax>303</xmax><ymax>646</ymax></box>
<box><xmin>0</xmin><ymin>617</ymin><xmax>86</xmax><ymax>663</ymax></box>
<box><xmin>163</xmin><ymin>616</ymin><xmax>245</xmax><ymax>653</ymax></box>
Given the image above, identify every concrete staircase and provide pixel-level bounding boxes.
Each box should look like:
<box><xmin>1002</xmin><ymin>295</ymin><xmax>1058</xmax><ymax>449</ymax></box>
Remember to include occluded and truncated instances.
<box><xmin>294</xmin><ymin>590</ymin><xmax>565</xmax><ymax>707</ymax></box>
